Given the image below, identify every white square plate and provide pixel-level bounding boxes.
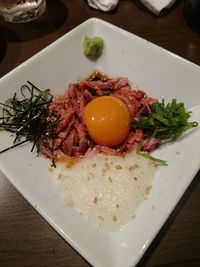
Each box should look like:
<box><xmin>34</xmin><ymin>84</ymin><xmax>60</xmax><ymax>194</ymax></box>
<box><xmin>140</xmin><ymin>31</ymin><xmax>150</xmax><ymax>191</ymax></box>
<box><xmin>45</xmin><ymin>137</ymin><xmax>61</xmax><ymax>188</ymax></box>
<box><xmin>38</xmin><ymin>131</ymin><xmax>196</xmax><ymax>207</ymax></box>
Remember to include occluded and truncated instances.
<box><xmin>0</xmin><ymin>18</ymin><xmax>200</xmax><ymax>267</ymax></box>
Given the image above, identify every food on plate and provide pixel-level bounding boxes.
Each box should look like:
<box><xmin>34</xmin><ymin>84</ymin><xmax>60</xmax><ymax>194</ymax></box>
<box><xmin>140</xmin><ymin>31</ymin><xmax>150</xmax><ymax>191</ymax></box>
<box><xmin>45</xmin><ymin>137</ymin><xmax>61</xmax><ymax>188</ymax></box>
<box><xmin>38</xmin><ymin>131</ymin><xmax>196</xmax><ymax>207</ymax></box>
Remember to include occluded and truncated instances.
<box><xmin>0</xmin><ymin>82</ymin><xmax>57</xmax><ymax>157</ymax></box>
<box><xmin>132</xmin><ymin>99</ymin><xmax>198</xmax><ymax>141</ymax></box>
<box><xmin>0</xmin><ymin>71</ymin><xmax>198</xmax><ymax>164</ymax></box>
<box><xmin>0</xmin><ymin>72</ymin><xmax>198</xmax><ymax>231</ymax></box>
<box><xmin>51</xmin><ymin>150</ymin><xmax>157</xmax><ymax>231</ymax></box>
<box><xmin>38</xmin><ymin>71</ymin><xmax>197</xmax><ymax>165</ymax></box>
<box><xmin>39</xmin><ymin>71</ymin><xmax>162</xmax><ymax>163</ymax></box>
<box><xmin>83</xmin><ymin>96</ymin><xmax>131</xmax><ymax>146</ymax></box>
<box><xmin>83</xmin><ymin>36</ymin><xmax>104</xmax><ymax>58</ymax></box>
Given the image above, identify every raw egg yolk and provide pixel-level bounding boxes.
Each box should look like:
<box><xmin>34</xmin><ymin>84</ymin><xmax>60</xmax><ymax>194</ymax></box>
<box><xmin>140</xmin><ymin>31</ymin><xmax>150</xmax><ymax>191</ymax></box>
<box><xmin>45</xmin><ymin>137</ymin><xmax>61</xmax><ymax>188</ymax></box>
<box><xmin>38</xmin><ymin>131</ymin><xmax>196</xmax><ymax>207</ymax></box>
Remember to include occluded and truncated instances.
<box><xmin>83</xmin><ymin>96</ymin><xmax>131</xmax><ymax>147</ymax></box>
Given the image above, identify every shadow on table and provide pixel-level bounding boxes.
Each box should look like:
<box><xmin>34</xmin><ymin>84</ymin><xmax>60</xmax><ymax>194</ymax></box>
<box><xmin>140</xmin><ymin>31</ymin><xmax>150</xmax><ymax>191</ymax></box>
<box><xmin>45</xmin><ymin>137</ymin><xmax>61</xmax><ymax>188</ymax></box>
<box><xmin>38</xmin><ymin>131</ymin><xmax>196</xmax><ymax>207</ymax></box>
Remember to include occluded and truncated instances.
<box><xmin>1</xmin><ymin>0</ymin><xmax>68</xmax><ymax>42</ymax></box>
<box><xmin>183</xmin><ymin>11</ymin><xmax>200</xmax><ymax>34</ymax></box>
<box><xmin>0</xmin><ymin>28</ymin><xmax>7</xmax><ymax>63</ymax></box>
<box><xmin>136</xmin><ymin>169</ymin><xmax>200</xmax><ymax>267</ymax></box>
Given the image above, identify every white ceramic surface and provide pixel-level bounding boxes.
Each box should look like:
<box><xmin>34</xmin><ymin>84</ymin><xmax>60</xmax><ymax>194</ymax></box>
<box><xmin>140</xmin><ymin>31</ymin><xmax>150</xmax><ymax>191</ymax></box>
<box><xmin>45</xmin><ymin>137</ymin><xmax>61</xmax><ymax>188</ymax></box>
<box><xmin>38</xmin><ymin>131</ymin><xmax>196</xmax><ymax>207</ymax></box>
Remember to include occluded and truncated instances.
<box><xmin>0</xmin><ymin>18</ymin><xmax>200</xmax><ymax>267</ymax></box>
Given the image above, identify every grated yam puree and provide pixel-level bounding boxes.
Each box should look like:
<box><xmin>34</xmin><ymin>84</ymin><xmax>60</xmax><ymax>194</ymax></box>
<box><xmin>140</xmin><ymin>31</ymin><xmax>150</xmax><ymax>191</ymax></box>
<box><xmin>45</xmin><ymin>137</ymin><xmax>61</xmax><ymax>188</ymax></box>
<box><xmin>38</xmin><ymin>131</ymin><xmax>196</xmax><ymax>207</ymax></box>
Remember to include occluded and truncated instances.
<box><xmin>50</xmin><ymin>152</ymin><xmax>157</xmax><ymax>232</ymax></box>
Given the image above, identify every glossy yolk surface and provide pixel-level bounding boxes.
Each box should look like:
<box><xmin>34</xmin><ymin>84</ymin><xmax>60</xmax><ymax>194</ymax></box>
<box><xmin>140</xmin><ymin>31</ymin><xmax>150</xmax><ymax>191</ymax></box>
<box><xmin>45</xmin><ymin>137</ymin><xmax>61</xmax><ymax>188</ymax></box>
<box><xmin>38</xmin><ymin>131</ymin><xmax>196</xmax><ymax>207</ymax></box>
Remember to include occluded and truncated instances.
<box><xmin>83</xmin><ymin>96</ymin><xmax>131</xmax><ymax>147</ymax></box>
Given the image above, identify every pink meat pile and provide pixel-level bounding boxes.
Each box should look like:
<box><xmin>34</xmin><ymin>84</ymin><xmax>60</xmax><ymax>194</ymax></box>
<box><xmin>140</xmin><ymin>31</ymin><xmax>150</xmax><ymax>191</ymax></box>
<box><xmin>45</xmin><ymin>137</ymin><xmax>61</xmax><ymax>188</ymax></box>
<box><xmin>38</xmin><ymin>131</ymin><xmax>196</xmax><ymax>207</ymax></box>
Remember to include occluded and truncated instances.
<box><xmin>40</xmin><ymin>73</ymin><xmax>161</xmax><ymax>161</ymax></box>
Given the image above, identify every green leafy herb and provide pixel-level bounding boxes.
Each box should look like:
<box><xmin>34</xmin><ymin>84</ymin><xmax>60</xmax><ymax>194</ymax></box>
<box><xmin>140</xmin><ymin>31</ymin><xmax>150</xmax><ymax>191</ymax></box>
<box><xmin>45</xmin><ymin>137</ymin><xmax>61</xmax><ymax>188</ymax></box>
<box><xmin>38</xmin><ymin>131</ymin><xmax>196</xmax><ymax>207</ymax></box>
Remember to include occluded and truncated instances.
<box><xmin>132</xmin><ymin>99</ymin><xmax>198</xmax><ymax>141</ymax></box>
<box><xmin>136</xmin><ymin>143</ymin><xmax>167</xmax><ymax>166</ymax></box>
<box><xmin>0</xmin><ymin>81</ymin><xmax>58</xmax><ymax>166</ymax></box>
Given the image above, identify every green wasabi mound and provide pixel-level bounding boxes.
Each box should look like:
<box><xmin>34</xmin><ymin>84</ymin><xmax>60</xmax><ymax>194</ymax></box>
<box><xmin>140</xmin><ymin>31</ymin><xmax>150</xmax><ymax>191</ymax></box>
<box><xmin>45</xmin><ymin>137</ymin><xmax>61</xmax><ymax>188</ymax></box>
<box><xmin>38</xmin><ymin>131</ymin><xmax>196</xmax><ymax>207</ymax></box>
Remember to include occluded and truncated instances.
<box><xmin>83</xmin><ymin>36</ymin><xmax>104</xmax><ymax>58</ymax></box>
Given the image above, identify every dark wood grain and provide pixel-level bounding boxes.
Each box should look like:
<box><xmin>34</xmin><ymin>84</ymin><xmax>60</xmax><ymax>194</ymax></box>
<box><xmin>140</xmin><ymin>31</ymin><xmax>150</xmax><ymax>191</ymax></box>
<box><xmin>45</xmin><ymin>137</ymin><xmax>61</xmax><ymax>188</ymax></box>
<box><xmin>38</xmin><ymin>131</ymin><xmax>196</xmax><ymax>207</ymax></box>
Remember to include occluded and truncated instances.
<box><xmin>0</xmin><ymin>0</ymin><xmax>200</xmax><ymax>266</ymax></box>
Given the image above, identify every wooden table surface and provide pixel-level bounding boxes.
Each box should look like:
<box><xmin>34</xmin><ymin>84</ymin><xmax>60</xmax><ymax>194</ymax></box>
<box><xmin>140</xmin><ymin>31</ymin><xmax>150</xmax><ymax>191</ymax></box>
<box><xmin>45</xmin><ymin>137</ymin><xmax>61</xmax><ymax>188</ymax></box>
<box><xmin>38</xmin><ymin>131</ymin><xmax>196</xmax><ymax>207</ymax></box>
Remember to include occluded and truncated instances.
<box><xmin>0</xmin><ymin>0</ymin><xmax>200</xmax><ymax>266</ymax></box>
